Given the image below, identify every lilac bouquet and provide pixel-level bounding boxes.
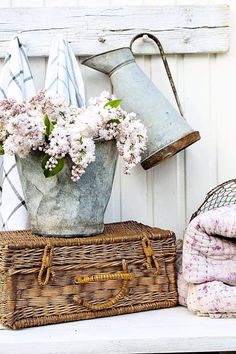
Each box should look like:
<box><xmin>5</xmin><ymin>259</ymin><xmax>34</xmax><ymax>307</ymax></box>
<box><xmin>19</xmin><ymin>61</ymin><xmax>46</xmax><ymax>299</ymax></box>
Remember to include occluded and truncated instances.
<box><xmin>0</xmin><ymin>91</ymin><xmax>147</xmax><ymax>181</ymax></box>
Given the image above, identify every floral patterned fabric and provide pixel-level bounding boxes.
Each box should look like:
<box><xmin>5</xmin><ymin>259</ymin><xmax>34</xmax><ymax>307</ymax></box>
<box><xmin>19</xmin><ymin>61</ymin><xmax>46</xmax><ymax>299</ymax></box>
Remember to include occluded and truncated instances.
<box><xmin>187</xmin><ymin>281</ymin><xmax>236</xmax><ymax>318</ymax></box>
<box><xmin>177</xmin><ymin>206</ymin><xmax>236</xmax><ymax>318</ymax></box>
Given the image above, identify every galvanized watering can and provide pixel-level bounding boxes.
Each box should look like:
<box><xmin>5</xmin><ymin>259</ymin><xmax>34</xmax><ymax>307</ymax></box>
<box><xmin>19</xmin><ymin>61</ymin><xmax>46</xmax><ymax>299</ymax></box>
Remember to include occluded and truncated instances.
<box><xmin>82</xmin><ymin>33</ymin><xmax>200</xmax><ymax>170</ymax></box>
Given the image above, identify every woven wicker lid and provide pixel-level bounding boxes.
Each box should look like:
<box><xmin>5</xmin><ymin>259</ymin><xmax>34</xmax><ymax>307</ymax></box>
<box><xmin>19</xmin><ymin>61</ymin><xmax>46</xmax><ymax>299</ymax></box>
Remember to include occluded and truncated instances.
<box><xmin>0</xmin><ymin>221</ymin><xmax>174</xmax><ymax>249</ymax></box>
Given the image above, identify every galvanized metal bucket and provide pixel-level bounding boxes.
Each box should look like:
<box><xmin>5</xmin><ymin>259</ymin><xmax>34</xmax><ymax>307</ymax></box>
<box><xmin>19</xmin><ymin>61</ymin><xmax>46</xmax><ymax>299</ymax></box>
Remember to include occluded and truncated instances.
<box><xmin>82</xmin><ymin>33</ymin><xmax>200</xmax><ymax>170</ymax></box>
<box><xmin>16</xmin><ymin>140</ymin><xmax>117</xmax><ymax>237</ymax></box>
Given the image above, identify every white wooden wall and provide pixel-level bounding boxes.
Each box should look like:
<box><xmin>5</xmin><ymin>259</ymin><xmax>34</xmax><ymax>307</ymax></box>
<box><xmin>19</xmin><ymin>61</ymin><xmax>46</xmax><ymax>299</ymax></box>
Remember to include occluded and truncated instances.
<box><xmin>0</xmin><ymin>0</ymin><xmax>235</xmax><ymax>239</ymax></box>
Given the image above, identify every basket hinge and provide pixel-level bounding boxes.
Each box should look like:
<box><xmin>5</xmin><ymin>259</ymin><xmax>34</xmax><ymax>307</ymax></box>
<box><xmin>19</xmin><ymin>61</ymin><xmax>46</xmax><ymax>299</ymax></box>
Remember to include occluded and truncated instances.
<box><xmin>141</xmin><ymin>236</ymin><xmax>160</xmax><ymax>274</ymax></box>
<box><xmin>38</xmin><ymin>243</ymin><xmax>54</xmax><ymax>286</ymax></box>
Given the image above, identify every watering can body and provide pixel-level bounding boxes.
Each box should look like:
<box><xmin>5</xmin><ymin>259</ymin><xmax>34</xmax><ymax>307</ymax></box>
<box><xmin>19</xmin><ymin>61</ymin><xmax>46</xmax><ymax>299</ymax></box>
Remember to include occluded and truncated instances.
<box><xmin>82</xmin><ymin>35</ymin><xmax>200</xmax><ymax>170</ymax></box>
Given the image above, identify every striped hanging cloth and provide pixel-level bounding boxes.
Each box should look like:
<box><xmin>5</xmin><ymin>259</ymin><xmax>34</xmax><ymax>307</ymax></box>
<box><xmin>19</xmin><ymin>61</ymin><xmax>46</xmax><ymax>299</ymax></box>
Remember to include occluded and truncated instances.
<box><xmin>45</xmin><ymin>38</ymin><xmax>85</xmax><ymax>107</ymax></box>
<box><xmin>0</xmin><ymin>36</ymin><xmax>36</xmax><ymax>231</ymax></box>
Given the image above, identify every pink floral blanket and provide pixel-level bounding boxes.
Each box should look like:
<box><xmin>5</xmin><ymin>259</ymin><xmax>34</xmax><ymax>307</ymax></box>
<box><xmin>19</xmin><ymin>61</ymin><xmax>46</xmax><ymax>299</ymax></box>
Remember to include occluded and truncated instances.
<box><xmin>177</xmin><ymin>206</ymin><xmax>236</xmax><ymax>318</ymax></box>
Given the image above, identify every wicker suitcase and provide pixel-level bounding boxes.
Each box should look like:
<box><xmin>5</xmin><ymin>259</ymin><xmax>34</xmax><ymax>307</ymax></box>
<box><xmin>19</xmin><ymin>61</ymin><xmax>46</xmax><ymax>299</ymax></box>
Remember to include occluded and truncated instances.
<box><xmin>0</xmin><ymin>221</ymin><xmax>177</xmax><ymax>329</ymax></box>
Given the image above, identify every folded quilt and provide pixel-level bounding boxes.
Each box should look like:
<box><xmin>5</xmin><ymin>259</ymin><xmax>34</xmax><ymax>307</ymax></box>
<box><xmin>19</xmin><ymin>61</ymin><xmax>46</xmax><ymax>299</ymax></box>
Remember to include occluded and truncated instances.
<box><xmin>183</xmin><ymin>205</ymin><xmax>236</xmax><ymax>285</ymax></box>
<box><xmin>176</xmin><ymin>240</ymin><xmax>189</xmax><ymax>306</ymax></box>
<box><xmin>177</xmin><ymin>205</ymin><xmax>236</xmax><ymax>318</ymax></box>
<box><xmin>187</xmin><ymin>281</ymin><xmax>236</xmax><ymax>318</ymax></box>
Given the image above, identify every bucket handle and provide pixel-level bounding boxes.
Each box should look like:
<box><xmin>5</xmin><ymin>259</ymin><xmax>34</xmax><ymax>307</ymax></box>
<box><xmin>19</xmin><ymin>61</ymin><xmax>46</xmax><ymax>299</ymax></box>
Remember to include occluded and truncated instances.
<box><xmin>130</xmin><ymin>33</ymin><xmax>184</xmax><ymax>118</ymax></box>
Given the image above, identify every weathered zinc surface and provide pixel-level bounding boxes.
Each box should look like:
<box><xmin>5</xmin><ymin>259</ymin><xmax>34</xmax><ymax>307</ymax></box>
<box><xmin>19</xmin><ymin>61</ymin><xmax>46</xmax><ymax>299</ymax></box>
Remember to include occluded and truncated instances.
<box><xmin>16</xmin><ymin>140</ymin><xmax>117</xmax><ymax>237</ymax></box>
<box><xmin>83</xmin><ymin>42</ymin><xmax>200</xmax><ymax>170</ymax></box>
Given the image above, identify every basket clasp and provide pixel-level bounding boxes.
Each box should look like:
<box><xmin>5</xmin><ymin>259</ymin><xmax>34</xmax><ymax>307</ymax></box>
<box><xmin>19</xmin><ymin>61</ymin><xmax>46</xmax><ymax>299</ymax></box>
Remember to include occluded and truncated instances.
<box><xmin>141</xmin><ymin>236</ymin><xmax>160</xmax><ymax>274</ymax></box>
<box><xmin>38</xmin><ymin>243</ymin><xmax>54</xmax><ymax>286</ymax></box>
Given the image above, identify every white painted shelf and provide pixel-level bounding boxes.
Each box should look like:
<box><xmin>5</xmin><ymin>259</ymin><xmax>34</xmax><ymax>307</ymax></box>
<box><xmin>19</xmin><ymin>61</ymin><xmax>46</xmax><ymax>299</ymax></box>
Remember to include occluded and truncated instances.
<box><xmin>0</xmin><ymin>306</ymin><xmax>236</xmax><ymax>354</ymax></box>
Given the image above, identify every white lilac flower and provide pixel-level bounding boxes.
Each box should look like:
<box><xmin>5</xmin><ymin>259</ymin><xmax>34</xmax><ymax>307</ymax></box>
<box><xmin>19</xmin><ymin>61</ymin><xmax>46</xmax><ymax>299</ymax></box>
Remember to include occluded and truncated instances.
<box><xmin>116</xmin><ymin>114</ymin><xmax>147</xmax><ymax>174</ymax></box>
<box><xmin>4</xmin><ymin>110</ymin><xmax>45</xmax><ymax>157</ymax></box>
<box><xmin>69</xmin><ymin>136</ymin><xmax>96</xmax><ymax>181</ymax></box>
<box><xmin>0</xmin><ymin>90</ymin><xmax>147</xmax><ymax>180</ymax></box>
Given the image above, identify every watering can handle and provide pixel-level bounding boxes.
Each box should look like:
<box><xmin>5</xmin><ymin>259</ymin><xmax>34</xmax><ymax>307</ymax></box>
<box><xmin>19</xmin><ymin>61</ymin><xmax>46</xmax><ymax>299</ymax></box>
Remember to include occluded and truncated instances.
<box><xmin>130</xmin><ymin>33</ymin><xmax>184</xmax><ymax>118</ymax></box>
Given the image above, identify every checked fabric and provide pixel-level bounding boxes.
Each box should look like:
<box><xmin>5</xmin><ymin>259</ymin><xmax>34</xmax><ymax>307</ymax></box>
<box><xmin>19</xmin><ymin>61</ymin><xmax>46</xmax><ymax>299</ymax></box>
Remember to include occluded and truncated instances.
<box><xmin>45</xmin><ymin>38</ymin><xmax>85</xmax><ymax>107</ymax></box>
<box><xmin>0</xmin><ymin>36</ymin><xmax>36</xmax><ymax>231</ymax></box>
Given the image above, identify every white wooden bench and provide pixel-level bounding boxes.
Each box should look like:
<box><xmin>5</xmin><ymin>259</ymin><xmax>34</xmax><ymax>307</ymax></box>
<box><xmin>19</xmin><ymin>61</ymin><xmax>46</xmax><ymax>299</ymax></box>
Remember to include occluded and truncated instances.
<box><xmin>1</xmin><ymin>307</ymin><xmax>236</xmax><ymax>354</ymax></box>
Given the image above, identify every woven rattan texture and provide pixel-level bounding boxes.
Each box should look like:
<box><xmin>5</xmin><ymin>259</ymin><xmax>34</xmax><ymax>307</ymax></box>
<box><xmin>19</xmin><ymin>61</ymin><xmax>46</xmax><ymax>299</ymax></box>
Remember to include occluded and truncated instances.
<box><xmin>0</xmin><ymin>221</ymin><xmax>177</xmax><ymax>329</ymax></box>
<box><xmin>0</xmin><ymin>221</ymin><xmax>172</xmax><ymax>248</ymax></box>
<box><xmin>190</xmin><ymin>179</ymin><xmax>236</xmax><ymax>221</ymax></box>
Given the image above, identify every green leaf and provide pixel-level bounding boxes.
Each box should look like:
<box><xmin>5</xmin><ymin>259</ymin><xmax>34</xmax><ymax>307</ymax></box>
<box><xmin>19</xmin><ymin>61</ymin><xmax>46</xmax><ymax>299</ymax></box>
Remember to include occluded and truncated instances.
<box><xmin>43</xmin><ymin>158</ymin><xmax>65</xmax><ymax>178</ymax></box>
<box><xmin>41</xmin><ymin>154</ymin><xmax>65</xmax><ymax>178</ymax></box>
<box><xmin>104</xmin><ymin>99</ymin><xmax>122</xmax><ymax>109</ymax></box>
<box><xmin>44</xmin><ymin>114</ymin><xmax>55</xmax><ymax>137</ymax></box>
<box><xmin>0</xmin><ymin>142</ymin><xmax>4</xmax><ymax>155</ymax></box>
<box><xmin>107</xmin><ymin>118</ymin><xmax>121</xmax><ymax>125</ymax></box>
<box><xmin>44</xmin><ymin>114</ymin><xmax>50</xmax><ymax>136</ymax></box>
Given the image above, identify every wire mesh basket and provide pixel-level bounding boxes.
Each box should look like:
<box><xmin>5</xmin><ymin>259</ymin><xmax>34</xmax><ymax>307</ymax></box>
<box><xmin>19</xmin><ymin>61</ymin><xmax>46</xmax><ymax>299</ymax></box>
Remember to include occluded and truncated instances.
<box><xmin>190</xmin><ymin>179</ymin><xmax>236</xmax><ymax>221</ymax></box>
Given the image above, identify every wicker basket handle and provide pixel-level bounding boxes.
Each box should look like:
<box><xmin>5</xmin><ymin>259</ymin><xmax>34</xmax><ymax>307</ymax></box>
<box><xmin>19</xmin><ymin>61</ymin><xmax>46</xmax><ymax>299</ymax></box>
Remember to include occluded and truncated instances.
<box><xmin>73</xmin><ymin>260</ymin><xmax>134</xmax><ymax>311</ymax></box>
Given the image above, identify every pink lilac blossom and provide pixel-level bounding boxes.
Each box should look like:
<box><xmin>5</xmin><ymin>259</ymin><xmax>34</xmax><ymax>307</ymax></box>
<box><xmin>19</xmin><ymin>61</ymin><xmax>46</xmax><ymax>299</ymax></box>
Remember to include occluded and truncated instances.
<box><xmin>116</xmin><ymin>114</ymin><xmax>147</xmax><ymax>174</ymax></box>
<box><xmin>0</xmin><ymin>98</ymin><xmax>27</xmax><ymax>141</ymax></box>
<box><xmin>69</xmin><ymin>136</ymin><xmax>96</xmax><ymax>182</ymax></box>
<box><xmin>0</xmin><ymin>91</ymin><xmax>147</xmax><ymax>181</ymax></box>
<box><xmin>4</xmin><ymin>111</ymin><xmax>45</xmax><ymax>157</ymax></box>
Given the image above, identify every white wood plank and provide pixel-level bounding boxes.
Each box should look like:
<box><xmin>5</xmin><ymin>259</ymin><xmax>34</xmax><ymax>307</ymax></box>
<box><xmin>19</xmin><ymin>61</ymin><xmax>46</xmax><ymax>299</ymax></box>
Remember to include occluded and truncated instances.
<box><xmin>175</xmin><ymin>0</ymin><xmax>208</xmax><ymax>232</ymax></box>
<box><xmin>104</xmin><ymin>157</ymin><xmax>122</xmax><ymax>223</ymax></box>
<box><xmin>119</xmin><ymin>163</ymin><xmax>148</xmax><ymax>224</ymax></box>
<box><xmin>183</xmin><ymin>53</ymin><xmax>219</xmax><ymax>221</ymax></box>
<box><xmin>78</xmin><ymin>0</ymin><xmax>110</xmax><ymax>5</ymax></box>
<box><xmin>209</xmin><ymin>0</ymin><xmax>236</xmax><ymax>184</ymax></box>
<box><xmin>110</xmin><ymin>0</ymin><xmax>143</xmax><ymax>4</ymax></box>
<box><xmin>179</xmin><ymin>0</ymin><xmax>212</xmax><ymax>224</ymax></box>
<box><xmin>29</xmin><ymin>57</ymin><xmax>47</xmax><ymax>91</ymax></box>
<box><xmin>45</xmin><ymin>0</ymin><xmax>77</xmax><ymax>6</ymax></box>
<box><xmin>0</xmin><ymin>0</ymin><xmax>11</xmax><ymax>7</ymax></box>
<box><xmin>0</xmin><ymin>5</ymin><xmax>229</xmax><ymax>57</ymax></box>
<box><xmin>208</xmin><ymin>52</ymin><xmax>218</xmax><ymax>186</ymax></box>
<box><xmin>175</xmin><ymin>53</ymin><xmax>187</xmax><ymax>237</ymax></box>
<box><xmin>11</xmin><ymin>0</ymin><xmax>44</xmax><ymax>6</ymax></box>
<box><xmin>1</xmin><ymin>307</ymin><xmax>236</xmax><ymax>353</ymax></box>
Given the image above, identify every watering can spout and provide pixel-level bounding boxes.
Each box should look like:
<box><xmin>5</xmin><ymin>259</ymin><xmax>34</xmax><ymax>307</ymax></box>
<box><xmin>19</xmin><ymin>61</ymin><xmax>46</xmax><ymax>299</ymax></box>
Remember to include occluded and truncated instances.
<box><xmin>82</xmin><ymin>48</ymin><xmax>134</xmax><ymax>75</ymax></box>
